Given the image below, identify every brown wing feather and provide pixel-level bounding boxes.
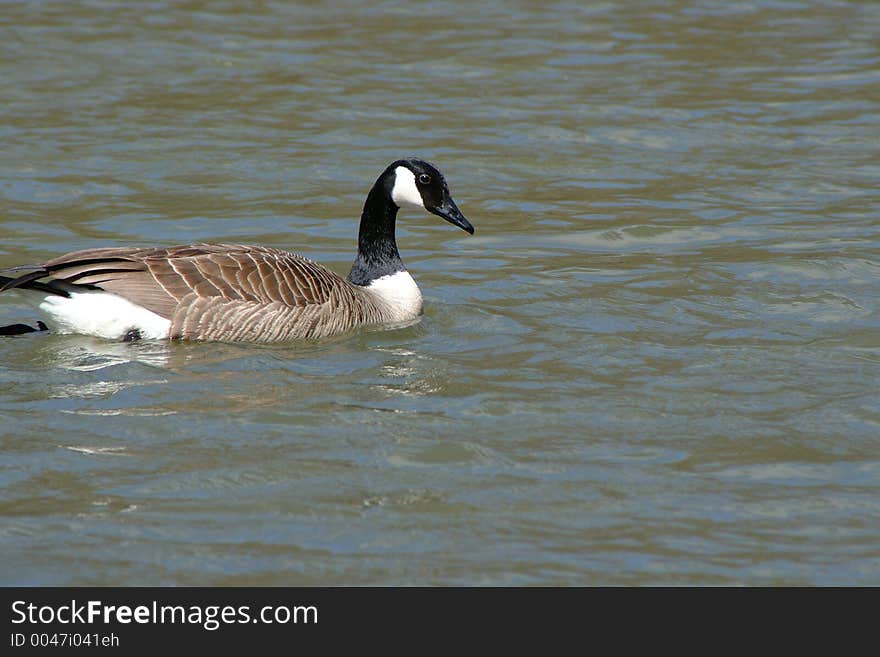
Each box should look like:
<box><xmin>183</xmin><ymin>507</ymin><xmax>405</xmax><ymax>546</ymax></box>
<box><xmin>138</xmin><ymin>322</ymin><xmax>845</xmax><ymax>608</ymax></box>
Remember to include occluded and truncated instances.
<box><xmin>143</xmin><ymin>244</ymin><xmax>342</xmax><ymax>306</ymax></box>
<box><xmin>31</xmin><ymin>243</ymin><xmax>346</xmax><ymax>323</ymax></box>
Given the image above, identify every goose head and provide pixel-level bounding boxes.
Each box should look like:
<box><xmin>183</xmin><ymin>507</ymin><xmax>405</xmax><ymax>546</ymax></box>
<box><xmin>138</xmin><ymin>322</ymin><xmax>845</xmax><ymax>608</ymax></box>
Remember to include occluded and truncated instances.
<box><xmin>386</xmin><ymin>158</ymin><xmax>474</xmax><ymax>235</ymax></box>
<box><xmin>349</xmin><ymin>158</ymin><xmax>473</xmax><ymax>287</ymax></box>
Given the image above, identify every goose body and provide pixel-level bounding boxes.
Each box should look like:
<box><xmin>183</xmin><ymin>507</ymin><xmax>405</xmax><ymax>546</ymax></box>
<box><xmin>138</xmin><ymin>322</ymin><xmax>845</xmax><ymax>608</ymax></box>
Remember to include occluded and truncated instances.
<box><xmin>0</xmin><ymin>159</ymin><xmax>473</xmax><ymax>343</ymax></box>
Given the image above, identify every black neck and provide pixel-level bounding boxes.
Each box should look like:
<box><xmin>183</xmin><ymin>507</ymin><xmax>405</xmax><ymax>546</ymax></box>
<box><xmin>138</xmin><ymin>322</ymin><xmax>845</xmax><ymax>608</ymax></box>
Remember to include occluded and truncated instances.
<box><xmin>347</xmin><ymin>176</ymin><xmax>405</xmax><ymax>286</ymax></box>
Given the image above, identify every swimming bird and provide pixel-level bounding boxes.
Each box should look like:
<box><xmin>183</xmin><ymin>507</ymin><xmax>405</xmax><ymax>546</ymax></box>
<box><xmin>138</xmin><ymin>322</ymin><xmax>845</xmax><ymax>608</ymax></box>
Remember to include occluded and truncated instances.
<box><xmin>0</xmin><ymin>158</ymin><xmax>473</xmax><ymax>343</ymax></box>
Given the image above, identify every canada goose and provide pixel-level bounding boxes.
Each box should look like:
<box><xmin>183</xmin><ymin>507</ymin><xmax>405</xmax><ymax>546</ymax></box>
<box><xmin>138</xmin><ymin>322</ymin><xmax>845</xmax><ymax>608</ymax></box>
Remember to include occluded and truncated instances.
<box><xmin>0</xmin><ymin>158</ymin><xmax>473</xmax><ymax>343</ymax></box>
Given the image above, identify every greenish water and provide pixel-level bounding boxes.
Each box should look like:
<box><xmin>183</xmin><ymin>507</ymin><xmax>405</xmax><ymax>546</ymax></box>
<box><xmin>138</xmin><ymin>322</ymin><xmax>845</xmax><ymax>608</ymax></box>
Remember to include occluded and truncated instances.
<box><xmin>1</xmin><ymin>0</ymin><xmax>878</xmax><ymax>585</ymax></box>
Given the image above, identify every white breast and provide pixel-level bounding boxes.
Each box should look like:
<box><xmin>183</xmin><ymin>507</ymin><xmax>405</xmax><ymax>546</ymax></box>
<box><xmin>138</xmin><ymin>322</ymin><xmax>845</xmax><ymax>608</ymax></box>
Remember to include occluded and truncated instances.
<box><xmin>365</xmin><ymin>270</ymin><xmax>423</xmax><ymax>322</ymax></box>
<box><xmin>39</xmin><ymin>291</ymin><xmax>171</xmax><ymax>340</ymax></box>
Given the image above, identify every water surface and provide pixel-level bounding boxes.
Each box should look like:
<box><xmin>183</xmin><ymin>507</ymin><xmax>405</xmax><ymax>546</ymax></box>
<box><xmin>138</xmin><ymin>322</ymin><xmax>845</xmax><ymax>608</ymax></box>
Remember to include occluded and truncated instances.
<box><xmin>1</xmin><ymin>0</ymin><xmax>879</xmax><ymax>585</ymax></box>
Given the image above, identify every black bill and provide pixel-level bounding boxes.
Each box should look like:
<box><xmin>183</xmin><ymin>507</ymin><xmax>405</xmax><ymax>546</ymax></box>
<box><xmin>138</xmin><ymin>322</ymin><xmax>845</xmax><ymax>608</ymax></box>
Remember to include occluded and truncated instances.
<box><xmin>429</xmin><ymin>196</ymin><xmax>474</xmax><ymax>235</ymax></box>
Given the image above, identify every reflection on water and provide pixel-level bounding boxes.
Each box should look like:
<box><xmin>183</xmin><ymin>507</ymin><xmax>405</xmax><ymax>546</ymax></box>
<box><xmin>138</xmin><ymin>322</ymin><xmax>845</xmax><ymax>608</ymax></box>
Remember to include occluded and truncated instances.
<box><xmin>61</xmin><ymin>446</ymin><xmax>129</xmax><ymax>456</ymax></box>
<box><xmin>1</xmin><ymin>0</ymin><xmax>879</xmax><ymax>585</ymax></box>
<box><xmin>41</xmin><ymin>340</ymin><xmax>174</xmax><ymax>374</ymax></box>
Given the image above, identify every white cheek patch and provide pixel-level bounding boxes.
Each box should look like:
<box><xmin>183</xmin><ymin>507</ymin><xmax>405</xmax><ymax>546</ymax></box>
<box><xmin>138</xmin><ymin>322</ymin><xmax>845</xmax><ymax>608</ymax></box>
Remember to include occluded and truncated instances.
<box><xmin>390</xmin><ymin>166</ymin><xmax>425</xmax><ymax>209</ymax></box>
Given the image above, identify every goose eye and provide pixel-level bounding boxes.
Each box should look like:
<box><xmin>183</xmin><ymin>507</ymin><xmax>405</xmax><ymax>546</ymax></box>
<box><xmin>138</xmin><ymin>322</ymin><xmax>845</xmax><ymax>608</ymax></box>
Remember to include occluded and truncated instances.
<box><xmin>418</xmin><ymin>174</ymin><xmax>431</xmax><ymax>185</ymax></box>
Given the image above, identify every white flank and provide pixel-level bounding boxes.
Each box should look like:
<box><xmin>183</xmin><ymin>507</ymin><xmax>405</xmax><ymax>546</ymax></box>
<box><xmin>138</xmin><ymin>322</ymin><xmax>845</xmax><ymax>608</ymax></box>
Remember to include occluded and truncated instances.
<box><xmin>366</xmin><ymin>270</ymin><xmax>423</xmax><ymax>322</ymax></box>
<box><xmin>390</xmin><ymin>166</ymin><xmax>425</xmax><ymax>209</ymax></box>
<box><xmin>39</xmin><ymin>291</ymin><xmax>171</xmax><ymax>340</ymax></box>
